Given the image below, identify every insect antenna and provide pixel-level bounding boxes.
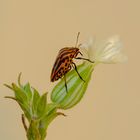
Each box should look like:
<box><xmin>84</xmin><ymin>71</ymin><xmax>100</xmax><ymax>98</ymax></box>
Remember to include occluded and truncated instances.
<box><xmin>75</xmin><ymin>32</ymin><xmax>80</xmax><ymax>48</ymax></box>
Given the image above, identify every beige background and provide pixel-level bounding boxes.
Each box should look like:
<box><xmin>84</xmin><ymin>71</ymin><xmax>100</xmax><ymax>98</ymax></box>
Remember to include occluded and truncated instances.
<box><xmin>0</xmin><ymin>0</ymin><xmax>140</xmax><ymax>140</ymax></box>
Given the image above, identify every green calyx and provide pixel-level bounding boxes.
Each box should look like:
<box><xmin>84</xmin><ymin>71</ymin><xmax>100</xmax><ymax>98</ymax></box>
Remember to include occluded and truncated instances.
<box><xmin>51</xmin><ymin>62</ymin><xmax>95</xmax><ymax>109</ymax></box>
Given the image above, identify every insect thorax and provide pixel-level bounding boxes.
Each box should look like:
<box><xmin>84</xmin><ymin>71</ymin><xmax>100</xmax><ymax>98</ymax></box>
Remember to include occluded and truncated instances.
<box><xmin>59</xmin><ymin>47</ymin><xmax>79</xmax><ymax>58</ymax></box>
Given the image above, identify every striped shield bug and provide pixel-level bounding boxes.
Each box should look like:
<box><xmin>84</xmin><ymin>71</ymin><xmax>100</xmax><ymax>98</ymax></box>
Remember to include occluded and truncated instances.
<box><xmin>50</xmin><ymin>32</ymin><xmax>94</xmax><ymax>92</ymax></box>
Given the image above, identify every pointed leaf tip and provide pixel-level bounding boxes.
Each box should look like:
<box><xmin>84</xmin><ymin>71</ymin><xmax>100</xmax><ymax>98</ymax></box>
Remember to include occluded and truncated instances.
<box><xmin>4</xmin><ymin>84</ymin><xmax>13</xmax><ymax>90</ymax></box>
<box><xmin>57</xmin><ymin>112</ymin><xmax>67</xmax><ymax>117</ymax></box>
<box><xmin>18</xmin><ymin>72</ymin><xmax>22</xmax><ymax>87</ymax></box>
<box><xmin>4</xmin><ymin>96</ymin><xmax>17</xmax><ymax>101</ymax></box>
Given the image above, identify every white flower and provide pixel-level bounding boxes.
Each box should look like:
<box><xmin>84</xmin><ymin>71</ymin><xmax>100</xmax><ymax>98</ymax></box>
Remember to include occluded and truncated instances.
<box><xmin>80</xmin><ymin>36</ymin><xmax>128</xmax><ymax>64</ymax></box>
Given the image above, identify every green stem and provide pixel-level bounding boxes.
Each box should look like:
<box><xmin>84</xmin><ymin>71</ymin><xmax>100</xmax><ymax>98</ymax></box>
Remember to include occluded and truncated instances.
<box><xmin>27</xmin><ymin>120</ymin><xmax>43</xmax><ymax>140</ymax></box>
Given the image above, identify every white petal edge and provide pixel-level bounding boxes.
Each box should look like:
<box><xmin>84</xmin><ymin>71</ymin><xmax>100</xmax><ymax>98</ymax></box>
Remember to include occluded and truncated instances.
<box><xmin>80</xmin><ymin>35</ymin><xmax>128</xmax><ymax>64</ymax></box>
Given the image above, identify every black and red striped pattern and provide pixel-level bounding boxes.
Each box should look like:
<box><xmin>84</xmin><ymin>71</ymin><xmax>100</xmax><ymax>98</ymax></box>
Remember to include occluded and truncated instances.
<box><xmin>51</xmin><ymin>47</ymin><xmax>80</xmax><ymax>82</ymax></box>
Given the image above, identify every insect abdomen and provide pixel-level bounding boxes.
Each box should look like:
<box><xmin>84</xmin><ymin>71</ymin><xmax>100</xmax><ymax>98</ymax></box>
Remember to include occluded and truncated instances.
<box><xmin>51</xmin><ymin>56</ymin><xmax>72</xmax><ymax>82</ymax></box>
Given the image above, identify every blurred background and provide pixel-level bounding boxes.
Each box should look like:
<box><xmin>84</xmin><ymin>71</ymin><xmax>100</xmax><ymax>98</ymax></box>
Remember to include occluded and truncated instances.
<box><xmin>0</xmin><ymin>0</ymin><xmax>140</xmax><ymax>140</ymax></box>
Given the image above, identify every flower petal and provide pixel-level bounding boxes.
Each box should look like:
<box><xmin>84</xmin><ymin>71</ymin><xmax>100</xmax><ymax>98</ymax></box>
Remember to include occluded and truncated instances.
<box><xmin>80</xmin><ymin>35</ymin><xmax>127</xmax><ymax>64</ymax></box>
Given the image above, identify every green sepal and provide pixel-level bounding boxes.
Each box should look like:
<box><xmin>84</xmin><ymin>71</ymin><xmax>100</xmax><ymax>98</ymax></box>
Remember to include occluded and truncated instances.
<box><xmin>11</xmin><ymin>83</ymin><xmax>28</xmax><ymax>104</ymax></box>
<box><xmin>37</xmin><ymin>93</ymin><xmax>47</xmax><ymax>119</ymax></box>
<box><xmin>32</xmin><ymin>88</ymin><xmax>41</xmax><ymax>117</ymax></box>
<box><xmin>24</xmin><ymin>83</ymin><xmax>33</xmax><ymax>101</ymax></box>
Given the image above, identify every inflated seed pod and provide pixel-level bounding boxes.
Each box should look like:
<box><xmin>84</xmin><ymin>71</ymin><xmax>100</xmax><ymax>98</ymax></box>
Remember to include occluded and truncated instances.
<box><xmin>51</xmin><ymin>62</ymin><xmax>94</xmax><ymax>109</ymax></box>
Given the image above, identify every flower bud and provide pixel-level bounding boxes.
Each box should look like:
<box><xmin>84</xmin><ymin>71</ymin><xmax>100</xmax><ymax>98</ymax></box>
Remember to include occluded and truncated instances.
<box><xmin>51</xmin><ymin>62</ymin><xmax>94</xmax><ymax>109</ymax></box>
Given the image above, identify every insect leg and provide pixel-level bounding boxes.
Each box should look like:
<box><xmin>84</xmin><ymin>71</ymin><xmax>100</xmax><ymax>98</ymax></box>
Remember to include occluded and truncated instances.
<box><xmin>78</xmin><ymin>51</ymin><xmax>83</xmax><ymax>56</ymax></box>
<box><xmin>64</xmin><ymin>74</ymin><xmax>68</xmax><ymax>93</ymax></box>
<box><xmin>75</xmin><ymin>57</ymin><xmax>94</xmax><ymax>63</ymax></box>
<box><xmin>72</xmin><ymin>62</ymin><xmax>85</xmax><ymax>82</ymax></box>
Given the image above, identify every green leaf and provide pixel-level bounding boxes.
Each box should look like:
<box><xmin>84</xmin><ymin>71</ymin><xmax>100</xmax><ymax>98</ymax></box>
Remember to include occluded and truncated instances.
<box><xmin>12</xmin><ymin>83</ymin><xmax>28</xmax><ymax>104</ymax></box>
<box><xmin>18</xmin><ymin>102</ymin><xmax>31</xmax><ymax>121</ymax></box>
<box><xmin>32</xmin><ymin>88</ymin><xmax>40</xmax><ymax>116</ymax></box>
<box><xmin>46</xmin><ymin>103</ymin><xmax>58</xmax><ymax>116</ymax></box>
<box><xmin>37</xmin><ymin>93</ymin><xmax>47</xmax><ymax>118</ymax></box>
<box><xmin>24</xmin><ymin>83</ymin><xmax>33</xmax><ymax>101</ymax></box>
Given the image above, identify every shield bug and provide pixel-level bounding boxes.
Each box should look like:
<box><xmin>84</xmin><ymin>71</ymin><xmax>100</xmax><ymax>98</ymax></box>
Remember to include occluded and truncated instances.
<box><xmin>50</xmin><ymin>32</ymin><xmax>94</xmax><ymax>92</ymax></box>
